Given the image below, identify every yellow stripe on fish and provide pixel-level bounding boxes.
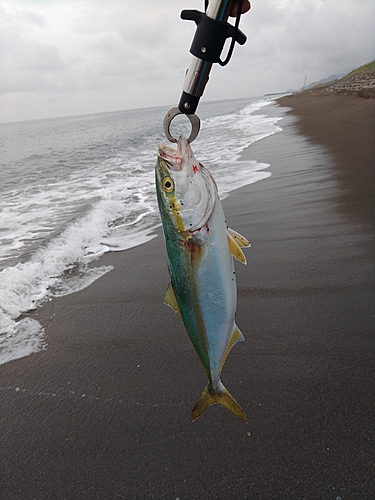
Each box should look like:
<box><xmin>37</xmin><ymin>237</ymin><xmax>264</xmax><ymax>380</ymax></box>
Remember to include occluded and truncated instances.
<box><xmin>155</xmin><ymin>136</ymin><xmax>249</xmax><ymax>423</ymax></box>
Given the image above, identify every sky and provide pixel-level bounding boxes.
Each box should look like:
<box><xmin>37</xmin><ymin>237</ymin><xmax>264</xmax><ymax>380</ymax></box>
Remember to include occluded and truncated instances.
<box><xmin>0</xmin><ymin>0</ymin><xmax>374</xmax><ymax>123</ymax></box>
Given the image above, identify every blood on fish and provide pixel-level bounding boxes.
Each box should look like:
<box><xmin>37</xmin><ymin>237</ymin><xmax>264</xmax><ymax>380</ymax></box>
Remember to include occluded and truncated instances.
<box><xmin>180</xmin><ymin>237</ymin><xmax>194</xmax><ymax>265</ymax></box>
<box><xmin>156</xmin><ymin>136</ymin><xmax>248</xmax><ymax>423</ymax></box>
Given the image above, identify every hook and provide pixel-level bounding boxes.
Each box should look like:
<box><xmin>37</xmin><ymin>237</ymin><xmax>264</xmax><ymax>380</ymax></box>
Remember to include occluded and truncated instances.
<box><xmin>163</xmin><ymin>107</ymin><xmax>201</xmax><ymax>143</ymax></box>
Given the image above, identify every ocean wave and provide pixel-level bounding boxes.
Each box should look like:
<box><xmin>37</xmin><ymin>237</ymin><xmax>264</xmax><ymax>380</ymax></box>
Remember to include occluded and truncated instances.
<box><xmin>0</xmin><ymin>97</ymin><xmax>282</xmax><ymax>364</ymax></box>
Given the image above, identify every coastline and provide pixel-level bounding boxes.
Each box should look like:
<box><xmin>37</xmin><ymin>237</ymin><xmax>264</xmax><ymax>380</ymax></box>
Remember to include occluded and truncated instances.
<box><xmin>277</xmin><ymin>92</ymin><xmax>375</xmax><ymax>225</ymax></box>
<box><xmin>1</xmin><ymin>94</ymin><xmax>374</xmax><ymax>499</ymax></box>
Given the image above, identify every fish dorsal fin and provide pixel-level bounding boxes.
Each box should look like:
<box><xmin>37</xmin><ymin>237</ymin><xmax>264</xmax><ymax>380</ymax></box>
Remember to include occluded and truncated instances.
<box><xmin>227</xmin><ymin>232</ymin><xmax>247</xmax><ymax>265</ymax></box>
<box><xmin>219</xmin><ymin>325</ymin><xmax>245</xmax><ymax>375</ymax></box>
<box><xmin>164</xmin><ymin>283</ymin><xmax>181</xmax><ymax>316</ymax></box>
<box><xmin>227</xmin><ymin>227</ymin><xmax>251</xmax><ymax>248</ymax></box>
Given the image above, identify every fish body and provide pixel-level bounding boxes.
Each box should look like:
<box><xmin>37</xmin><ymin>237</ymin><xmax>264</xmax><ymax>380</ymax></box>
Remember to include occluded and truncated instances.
<box><xmin>155</xmin><ymin>136</ymin><xmax>249</xmax><ymax>422</ymax></box>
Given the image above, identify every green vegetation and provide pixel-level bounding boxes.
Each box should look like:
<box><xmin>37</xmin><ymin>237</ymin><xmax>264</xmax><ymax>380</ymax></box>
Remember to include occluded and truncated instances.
<box><xmin>346</xmin><ymin>60</ymin><xmax>375</xmax><ymax>78</ymax></box>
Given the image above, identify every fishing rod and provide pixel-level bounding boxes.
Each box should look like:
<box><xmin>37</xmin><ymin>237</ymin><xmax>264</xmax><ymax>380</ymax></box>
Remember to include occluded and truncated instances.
<box><xmin>163</xmin><ymin>0</ymin><xmax>247</xmax><ymax>143</ymax></box>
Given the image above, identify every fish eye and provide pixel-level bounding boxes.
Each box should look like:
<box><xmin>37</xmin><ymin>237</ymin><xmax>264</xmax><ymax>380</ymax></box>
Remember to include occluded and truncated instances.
<box><xmin>163</xmin><ymin>177</ymin><xmax>174</xmax><ymax>193</ymax></box>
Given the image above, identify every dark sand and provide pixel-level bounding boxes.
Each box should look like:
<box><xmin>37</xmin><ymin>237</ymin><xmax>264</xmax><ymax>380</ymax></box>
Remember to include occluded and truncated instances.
<box><xmin>1</xmin><ymin>94</ymin><xmax>374</xmax><ymax>499</ymax></box>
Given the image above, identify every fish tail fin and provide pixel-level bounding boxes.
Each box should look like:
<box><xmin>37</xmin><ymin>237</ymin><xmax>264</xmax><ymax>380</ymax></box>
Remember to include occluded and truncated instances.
<box><xmin>191</xmin><ymin>381</ymin><xmax>248</xmax><ymax>423</ymax></box>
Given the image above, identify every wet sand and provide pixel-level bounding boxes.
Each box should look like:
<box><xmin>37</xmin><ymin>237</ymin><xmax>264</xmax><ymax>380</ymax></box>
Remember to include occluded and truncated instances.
<box><xmin>1</xmin><ymin>94</ymin><xmax>375</xmax><ymax>499</ymax></box>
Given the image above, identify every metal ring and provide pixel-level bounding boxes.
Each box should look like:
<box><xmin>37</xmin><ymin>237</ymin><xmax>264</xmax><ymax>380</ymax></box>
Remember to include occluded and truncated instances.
<box><xmin>163</xmin><ymin>107</ymin><xmax>200</xmax><ymax>143</ymax></box>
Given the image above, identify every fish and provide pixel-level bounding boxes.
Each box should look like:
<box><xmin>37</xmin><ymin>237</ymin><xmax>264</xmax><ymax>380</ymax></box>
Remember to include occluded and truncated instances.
<box><xmin>155</xmin><ymin>136</ymin><xmax>250</xmax><ymax>422</ymax></box>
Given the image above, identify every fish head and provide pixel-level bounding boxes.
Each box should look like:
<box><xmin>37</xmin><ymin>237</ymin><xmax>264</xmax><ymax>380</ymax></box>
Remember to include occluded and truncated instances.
<box><xmin>155</xmin><ymin>136</ymin><xmax>216</xmax><ymax>234</ymax></box>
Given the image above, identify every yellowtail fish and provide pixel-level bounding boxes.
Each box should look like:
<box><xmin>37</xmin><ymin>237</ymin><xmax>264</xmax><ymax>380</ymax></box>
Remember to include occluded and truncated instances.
<box><xmin>155</xmin><ymin>136</ymin><xmax>250</xmax><ymax>422</ymax></box>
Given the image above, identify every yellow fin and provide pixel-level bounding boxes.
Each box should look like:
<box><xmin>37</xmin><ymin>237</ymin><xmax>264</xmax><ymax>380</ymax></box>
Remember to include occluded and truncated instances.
<box><xmin>227</xmin><ymin>227</ymin><xmax>251</xmax><ymax>248</ymax></box>
<box><xmin>219</xmin><ymin>326</ymin><xmax>245</xmax><ymax>375</ymax></box>
<box><xmin>227</xmin><ymin>233</ymin><xmax>247</xmax><ymax>264</ymax></box>
<box><xmin>191</xmin><ymin>381</ymin><xmax>248</xmax><ymax>423</ymax></box>
<box><xmin>163</xmin><ymin>283</ymin><xmax>180</xmax><ymax>316</ymax></box>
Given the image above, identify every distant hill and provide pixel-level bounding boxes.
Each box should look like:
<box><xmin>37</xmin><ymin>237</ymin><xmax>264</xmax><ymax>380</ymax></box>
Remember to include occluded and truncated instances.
<box><xmin>296</xmin><ymin>61</ymin><xmax>375</xmax><ymax>98</ymax></box>
<box><xmin>304</xmin><ymin>74</ymin><xmax>346</xmax><ymax>90</ymax></box>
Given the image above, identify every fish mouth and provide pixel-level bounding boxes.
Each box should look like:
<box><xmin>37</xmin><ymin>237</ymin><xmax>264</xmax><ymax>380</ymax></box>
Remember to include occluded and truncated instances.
<box><xmin>158</xmin><ymin>136</ymin><xmax>191</xmax><ymax>173</ymax></box>
<box><xmin>157</xmin><ymin>136</ymin><xmax>216</xmax><ymax>231</ymax></box>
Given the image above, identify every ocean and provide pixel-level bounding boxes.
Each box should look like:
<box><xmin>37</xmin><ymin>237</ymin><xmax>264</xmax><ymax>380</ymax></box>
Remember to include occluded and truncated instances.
<box><xmin>0</xmin><ymin>96</ymin><xmax>282</xmax><ymax>365</ymax></box>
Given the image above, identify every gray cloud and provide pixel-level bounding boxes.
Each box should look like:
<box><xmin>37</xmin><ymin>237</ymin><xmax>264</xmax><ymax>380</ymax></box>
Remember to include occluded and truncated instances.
<box><xmin>0</xmin><ymin>0</ymin><xmax>374</xmax><ymax>122</ymax></box>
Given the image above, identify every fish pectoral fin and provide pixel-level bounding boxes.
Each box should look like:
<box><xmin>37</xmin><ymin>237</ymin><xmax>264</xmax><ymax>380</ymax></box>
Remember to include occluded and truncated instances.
<box><xmin>164</xmin><ymin>283</ymin><xmax>181</xmax><ymax>316</ymax></box>
<box><xmin>227</xmin><ymin>227</ymin><xmax>251</xmax><ymax>248</ymax></box>
<box><xmin>227</xmin><ymin>233</ymin><xmax>247</xmax><ymax>265</ymax></box>
<box><xmin>219</xmin><ymin>325</ymin><xmax>245</xmax><ymax>375</ymax></box>
<box><xmin>191</xmin><ymin>381</ymin><xmax>248</xmax><ymax>423</ymax></box>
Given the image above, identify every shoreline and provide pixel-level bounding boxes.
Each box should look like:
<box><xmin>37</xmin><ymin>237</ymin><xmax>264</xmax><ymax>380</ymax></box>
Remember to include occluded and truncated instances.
<box><xmin>277</xmin><ymin>92</ymin><xmax>375</xmax><ymax>225</ymax></box>
<box><xmin>1</xmin><ymin>93</ymin><xmax>374</xmax><ymax>499</ymax></box>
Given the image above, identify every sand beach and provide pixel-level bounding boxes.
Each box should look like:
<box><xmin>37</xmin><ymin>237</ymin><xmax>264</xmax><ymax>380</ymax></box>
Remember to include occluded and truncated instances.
<box><xmin>1</xmin><ymin>92</ymin><xmax>374</xmax><ymax>499</ymax></box>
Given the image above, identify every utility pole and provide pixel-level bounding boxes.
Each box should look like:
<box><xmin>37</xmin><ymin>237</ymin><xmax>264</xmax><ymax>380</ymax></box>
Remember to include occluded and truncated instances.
<box><xmin>302</xmin><ymin>75</ymin><xmax>307</xmax><ymax>90</ymax></box>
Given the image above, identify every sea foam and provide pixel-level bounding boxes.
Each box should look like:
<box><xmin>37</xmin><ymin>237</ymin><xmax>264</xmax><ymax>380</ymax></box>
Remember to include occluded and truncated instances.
<box><xmin>0</xmin><ymin>97</ymin><xmax>282</xmax><ymax>364</ymax></box>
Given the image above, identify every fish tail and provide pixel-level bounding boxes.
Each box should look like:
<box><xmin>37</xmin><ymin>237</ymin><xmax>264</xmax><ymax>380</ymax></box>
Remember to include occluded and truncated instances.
<box><xmin>191</xmin><ymin>381</ymin><xmax>248</xmax><ymax>423</ymax></box>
